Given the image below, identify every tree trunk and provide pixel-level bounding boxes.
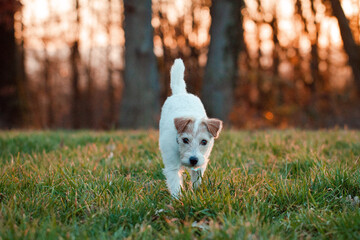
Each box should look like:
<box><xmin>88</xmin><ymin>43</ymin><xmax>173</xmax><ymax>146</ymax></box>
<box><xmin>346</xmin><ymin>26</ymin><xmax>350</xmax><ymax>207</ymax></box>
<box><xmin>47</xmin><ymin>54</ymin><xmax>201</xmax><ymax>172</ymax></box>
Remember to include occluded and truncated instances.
<box><xmin>16</xmin><ymin>11</ymin><xmax>29</xmax><ymax>127</ymax></box>
<box><xmin>0</xmin><ymin>0</ymin><xmax>21</xmax><ymax>128</ymax></box>
<box><xmin>106</xmin><ymin>0</ymin><xmax>116</xmax><ymax>128</ymax></box>
<box><xmin>330</xmin><ymin>0</ymin><xmax>360</xmax><ymax>93</ymax></box>
<box><xmin>42</xmin><ymin>47</ymin><xmax>54</xmax><ymax>127</ymax></box>
<box><xmin>308</xmin><ymin>0</ymin><xmax>323</xmax><ymax>96</ymax></box>
<box><xmin>270</xmin><ymin>18</ymin><xmax>279</xmax><ymax>76</ymax></box>
<box><xmin>202</xmin><ymin>0</ymin><xmax>243</xmax><ymax>123</ymax></box>
<box><xmin>310</xmin><ymin>32</ymin><xmax>320</xmax><ymax>93</ymax></box>
<box><xmin>71</xmin><ymin>0</ymin><xmax>81</xmax><ymax>128</ymax></box>
<box><xmin>120</xmin><ymin>0</ymin><xmax>160</xmax><ymax>128</ymax></box>
<box><xmin>71</xmin><ymin>41</ymin><xmax>81</xmax><ymax>128</ymax></box>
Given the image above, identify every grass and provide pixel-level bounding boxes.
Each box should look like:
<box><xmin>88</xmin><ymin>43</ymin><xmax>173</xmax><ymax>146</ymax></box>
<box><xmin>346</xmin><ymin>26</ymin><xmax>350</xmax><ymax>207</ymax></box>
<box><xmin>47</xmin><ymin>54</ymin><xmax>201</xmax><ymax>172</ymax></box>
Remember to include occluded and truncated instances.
<box><xmin>0</xmin><ymin>129</ymin><xmax>359</xmax><ymax>239</ymax></box>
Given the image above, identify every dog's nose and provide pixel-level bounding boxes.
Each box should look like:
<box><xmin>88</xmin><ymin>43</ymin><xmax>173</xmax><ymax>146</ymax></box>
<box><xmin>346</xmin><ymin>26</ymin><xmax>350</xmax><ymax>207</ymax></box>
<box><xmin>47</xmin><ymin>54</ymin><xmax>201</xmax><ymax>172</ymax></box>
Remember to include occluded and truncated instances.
<box><xmin>189</xmin><ymin>156</ymin><xmax>198</xmax><ymax>166</ymax></box>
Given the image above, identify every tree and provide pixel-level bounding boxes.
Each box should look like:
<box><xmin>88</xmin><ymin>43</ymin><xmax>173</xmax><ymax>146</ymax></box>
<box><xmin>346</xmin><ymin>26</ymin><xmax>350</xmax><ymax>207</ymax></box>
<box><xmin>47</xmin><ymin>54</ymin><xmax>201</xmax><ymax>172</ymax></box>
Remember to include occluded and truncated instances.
<box><xmin>0</xmin><ymin>0</ymin><xmax>22</xmax><ymax>128</ymax></box>
<box><xmin>106</xmin><ymin>0</ymin><xmax>116</xmax><ymax>128</ymax></box>
<box><xmin>310</xmin><ymin>0</ymin><xmax>321</xmax><ymax>93</ymax></box>
<box><xmin>330</xmin><ymin>0</ymin><xmax>360</xmax><ymax>94</ymax></box>
<box><xmin>202</xmin><ymin>0</ymin><xmax>244</xmax><ymax>123</ymax></box>
<box><xmin>119</xmin><ymin>0</ymin><xmax>160</xmax><ymax>128</ymax></box>
<box><xmin>40</xmin><ymin>0</ymin><xmax>55</xmax><ymax>128</ymax></box>
<box><xmin>42</xmin><ymin>42</ymin><xmax>54</xmax><ymax>127</ymax></box>
<box><xmin>71</xmin><ymin>0</ymin><xmax>81</xmax><ymax>128</ymax></box>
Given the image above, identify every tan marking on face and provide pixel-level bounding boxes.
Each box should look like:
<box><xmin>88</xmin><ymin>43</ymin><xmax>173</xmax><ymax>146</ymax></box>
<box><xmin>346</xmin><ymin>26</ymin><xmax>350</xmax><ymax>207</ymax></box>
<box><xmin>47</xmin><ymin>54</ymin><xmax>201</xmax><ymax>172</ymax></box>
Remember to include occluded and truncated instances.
<box><xmin>202</xmin><ymin>118</ymin><xmax>223</xmax><ymax>139</ymax></box>
<box><xmin>174</xmin><ymin>117</ymin><xmax>194</xmax><ymax>134</ymax></box>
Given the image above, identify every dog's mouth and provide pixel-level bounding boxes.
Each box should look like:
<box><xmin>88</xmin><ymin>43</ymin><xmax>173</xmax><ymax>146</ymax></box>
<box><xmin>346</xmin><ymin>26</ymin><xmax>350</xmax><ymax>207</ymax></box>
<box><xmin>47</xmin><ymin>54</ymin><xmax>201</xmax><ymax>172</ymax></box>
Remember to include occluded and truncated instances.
<box><xmin>181</xmin><ymin>161</ymin><xmax>203</xmax><ymax>169</ymax></box>
<box><xmin>181</xmin><ymin>162</ymin><xmax>194</xmax><ymax>168</ymax></box>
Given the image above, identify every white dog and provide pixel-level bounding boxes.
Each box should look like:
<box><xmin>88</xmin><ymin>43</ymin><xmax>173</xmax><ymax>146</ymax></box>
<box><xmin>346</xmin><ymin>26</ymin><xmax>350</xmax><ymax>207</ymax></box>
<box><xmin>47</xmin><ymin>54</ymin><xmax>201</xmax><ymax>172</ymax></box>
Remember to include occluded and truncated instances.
<box><xmin>159</xmin><ymin>59</ymin><xmax>223</xmax><ymax>198</ymax></box>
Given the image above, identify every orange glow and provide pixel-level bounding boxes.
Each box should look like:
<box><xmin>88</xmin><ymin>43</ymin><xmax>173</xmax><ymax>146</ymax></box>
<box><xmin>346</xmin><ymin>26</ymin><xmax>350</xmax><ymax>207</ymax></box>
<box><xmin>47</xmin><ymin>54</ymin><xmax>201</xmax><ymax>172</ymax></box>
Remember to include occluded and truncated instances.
<box><xmin>21</xmin><ymin>0</ymin><xmax>124</xmax><ymax>49</ymax></box>
<box><xmin>277</xmin><ymin>0</ymin><xmax>295</xmax><ymax>18</ymax></box>
<box><xmin>329</xmin><ymin>18</ymin><xmax>343</xmax><ymax>47</ymax></box>
<box><xmin>265</xmin><ymin>112</ymin><xmax>274</xmax><ymax>120</ymax></box>
<box><xmin>299</xmin><ymin>34</ymin><xmax>311</xmax><ymax>55</ymax></box>
<box><xmin>341</xmin><ymin>0</ymin><xmax>359</xmax><ymax>16</ymax></box>
<box><xmin>259</xmin><ymin>24</ymin><xmax>272</xmax><ymax>40</ymax></box>
<box><xmin>19</xmin><ymin>0</ymin><xmax>359</xmax><ymax>85</ymax></box>
<box><xmin>21</xmin><ymin>0</ymin><xmax>355</xmax><ymax>47</ymax></box>
<box><xmin>151</xmin><ymin>16</ymin><xmax>161</xmax><ymax>28</ymax></box>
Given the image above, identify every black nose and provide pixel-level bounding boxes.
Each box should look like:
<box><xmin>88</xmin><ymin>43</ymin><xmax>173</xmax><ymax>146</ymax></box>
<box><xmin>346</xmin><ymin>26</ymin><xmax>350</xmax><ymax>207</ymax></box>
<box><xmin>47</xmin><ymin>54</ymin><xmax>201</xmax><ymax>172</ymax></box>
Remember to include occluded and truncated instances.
<box><xmin>189</xmin><ymin>156</ymin><xmax>198</xmax><ymax>166</ymax></box>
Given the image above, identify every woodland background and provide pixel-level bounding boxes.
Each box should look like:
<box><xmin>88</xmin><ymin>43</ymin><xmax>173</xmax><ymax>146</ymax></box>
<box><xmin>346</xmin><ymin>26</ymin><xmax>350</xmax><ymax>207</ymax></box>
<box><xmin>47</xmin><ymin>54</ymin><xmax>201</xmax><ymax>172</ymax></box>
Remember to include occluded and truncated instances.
<box><xmin>0</xmin><ymin>0</ymin><xmax>359</xmax><ymax>129</ymax></box>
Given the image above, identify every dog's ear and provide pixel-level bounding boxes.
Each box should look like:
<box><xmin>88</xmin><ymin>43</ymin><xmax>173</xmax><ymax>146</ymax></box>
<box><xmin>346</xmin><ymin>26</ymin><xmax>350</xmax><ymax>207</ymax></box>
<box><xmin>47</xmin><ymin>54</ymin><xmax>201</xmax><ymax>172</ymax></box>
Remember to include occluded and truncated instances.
<box><xmin>203</xmin><ymin>118</ymin><xmax>223</xmax><ymax>139</ymax></box>
<box><xmin>174</xmin><ymin>118</ymin><xmax>193</xmax><ymax>134</ymax></box>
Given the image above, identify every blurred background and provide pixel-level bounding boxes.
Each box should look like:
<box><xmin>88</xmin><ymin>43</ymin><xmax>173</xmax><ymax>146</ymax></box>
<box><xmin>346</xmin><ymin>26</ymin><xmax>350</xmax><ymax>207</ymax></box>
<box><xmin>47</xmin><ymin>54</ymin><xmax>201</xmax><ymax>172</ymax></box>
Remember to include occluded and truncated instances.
<box><xmin>0</xmin><ymin>0</ymin><xmax>359</xmax><ymax>129</ymax></box>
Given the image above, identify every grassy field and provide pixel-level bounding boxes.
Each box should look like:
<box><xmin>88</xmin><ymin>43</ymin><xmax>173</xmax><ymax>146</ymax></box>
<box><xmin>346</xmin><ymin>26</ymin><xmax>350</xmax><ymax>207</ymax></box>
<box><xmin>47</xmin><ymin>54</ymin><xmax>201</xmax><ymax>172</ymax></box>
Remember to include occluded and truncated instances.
<box><xmin>0</xmin><ymin>130</ymin><xmax>359</xmax><ymax>239</ymax></box>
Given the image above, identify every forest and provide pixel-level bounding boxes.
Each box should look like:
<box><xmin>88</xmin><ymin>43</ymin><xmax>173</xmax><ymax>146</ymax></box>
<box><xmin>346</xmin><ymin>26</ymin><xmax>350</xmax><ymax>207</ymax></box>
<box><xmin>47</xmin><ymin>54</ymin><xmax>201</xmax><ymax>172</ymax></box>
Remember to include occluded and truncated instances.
<box><xmin>0</xmin><ymin>0</ymin><xmax>360</xmax><ymax>129</ymax></box>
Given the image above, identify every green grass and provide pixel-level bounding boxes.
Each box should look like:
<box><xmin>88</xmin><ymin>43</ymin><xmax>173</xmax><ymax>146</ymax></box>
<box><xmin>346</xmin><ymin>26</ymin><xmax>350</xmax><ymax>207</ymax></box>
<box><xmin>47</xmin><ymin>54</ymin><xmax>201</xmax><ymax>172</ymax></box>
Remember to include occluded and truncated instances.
<box><xmin>0</xmin><ymin>130</ymin><xmax>359</xmax><ymax>239</ymax></box>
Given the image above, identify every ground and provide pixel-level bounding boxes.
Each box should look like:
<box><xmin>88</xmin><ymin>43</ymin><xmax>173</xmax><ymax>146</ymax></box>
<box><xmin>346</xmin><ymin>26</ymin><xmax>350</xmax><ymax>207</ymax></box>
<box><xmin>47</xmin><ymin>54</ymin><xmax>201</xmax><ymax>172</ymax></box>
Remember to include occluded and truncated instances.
<box><xmin>0</xmin><ymin>130</ymin><xmax>359</xmax><ymax>239</ymax></box>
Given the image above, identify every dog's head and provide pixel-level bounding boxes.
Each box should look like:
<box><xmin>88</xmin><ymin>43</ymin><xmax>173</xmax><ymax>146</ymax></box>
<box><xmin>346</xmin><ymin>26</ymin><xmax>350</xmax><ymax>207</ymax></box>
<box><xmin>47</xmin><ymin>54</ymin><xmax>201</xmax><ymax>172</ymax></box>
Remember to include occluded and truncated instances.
<box><xmin>174</xmin><ymin>117</ymin><xmax>223</xmax><ymax>168</ymax></box>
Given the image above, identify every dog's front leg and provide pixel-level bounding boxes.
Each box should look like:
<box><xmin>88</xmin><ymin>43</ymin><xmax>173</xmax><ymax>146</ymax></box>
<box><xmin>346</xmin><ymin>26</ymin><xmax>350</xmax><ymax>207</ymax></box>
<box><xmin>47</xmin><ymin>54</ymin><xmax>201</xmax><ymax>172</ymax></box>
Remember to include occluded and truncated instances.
<box><xmin>190</xmin><ymin>164</ymin><xmax>207</xmax><ymax>189</ymax></box>
<box><xmin>163</xmin><ymin>168</ymin><xmax>183</xmax><ymax>198</ymax></box>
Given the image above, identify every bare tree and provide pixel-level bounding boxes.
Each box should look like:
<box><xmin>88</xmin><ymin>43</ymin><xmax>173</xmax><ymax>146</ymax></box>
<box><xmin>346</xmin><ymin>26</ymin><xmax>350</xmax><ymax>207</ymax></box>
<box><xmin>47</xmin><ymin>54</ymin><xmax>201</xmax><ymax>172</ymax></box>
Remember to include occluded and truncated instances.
<box><xmin>71</xmin><ymin>0</ymin><xmax>81</xmax><ymax>128</ymax></box>
<box><xmin>42</xmin><ymin>42</ymin><xmax>54</xmax><ymax>127</ymax></box>
<box><xmin>202</xmin><ymin>0</ymin><xmax>244</xmax><ymax>123</ymax></box>
<box><xmin>85</xmin><ymin>45</ymin><xmax>94</xmax><ymax>128</ymax></box>
<box><xmin>106</xmin><ymin>0</ymin><xmax>116</xmax><ymax>128</ymax></box>
<box><xmin>16</xmin><ymin>9</ymin><xmax>29</xmax><ymax>126</ymax></box>
<box><xmin>39</xmin><ymin>0</ymin><xmax>55</xmax><ymax>128</ymax></box>
<box><xmin>330</xmin><ymin>0</ymin><xmax>360</xmax><ymax>94</ymax></box>
<box><xmin>0</xmin><ymin>0</ymin><xmax>22</xmax><ymax>128</ymax></box>
<box><xmin>119</xmin><ymin>0</ymin><xmax>160</xmax><ymax>128</ymax></box>
<box><xmin>310</xmin><ymin>0</ymin><xmax>321</xmax><ymax>93</ymax></box>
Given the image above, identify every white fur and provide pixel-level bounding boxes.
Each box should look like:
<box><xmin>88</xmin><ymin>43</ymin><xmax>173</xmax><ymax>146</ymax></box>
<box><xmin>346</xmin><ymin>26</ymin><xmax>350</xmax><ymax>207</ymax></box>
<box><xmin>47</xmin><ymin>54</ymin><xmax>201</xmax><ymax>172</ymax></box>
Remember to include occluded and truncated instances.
<box><xmin>170</xmin><ymin>59</ymin><xmax>186</xmax><ymax>95</ymax></box>
<box><xmin>159</xmin><ymin>59</ymin><xmax>217</xmax><ymax>198</ymax></box>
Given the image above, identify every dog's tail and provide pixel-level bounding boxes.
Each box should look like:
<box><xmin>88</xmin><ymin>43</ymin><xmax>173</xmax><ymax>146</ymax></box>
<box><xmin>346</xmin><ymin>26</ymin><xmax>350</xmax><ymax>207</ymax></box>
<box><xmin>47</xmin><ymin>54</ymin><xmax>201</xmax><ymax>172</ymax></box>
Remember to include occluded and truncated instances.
<box><xmin>170</xmin><ymin>58</ymin><xmax>187</xmax><ymax>95</ymax></box>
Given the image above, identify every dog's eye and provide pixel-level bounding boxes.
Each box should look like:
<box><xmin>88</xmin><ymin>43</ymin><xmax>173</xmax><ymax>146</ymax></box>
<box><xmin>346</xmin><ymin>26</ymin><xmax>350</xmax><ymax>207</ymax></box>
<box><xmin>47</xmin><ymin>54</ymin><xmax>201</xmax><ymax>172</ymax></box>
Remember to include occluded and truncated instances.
<box><xmin>182</xmin><ymin>138</ymin><xmax>189</xmax><ymax>144</ymax></box>
<box><xmin>200</xmin><ymin>139</ymin><xmax>207</xmax><ymax>145</ymax></box>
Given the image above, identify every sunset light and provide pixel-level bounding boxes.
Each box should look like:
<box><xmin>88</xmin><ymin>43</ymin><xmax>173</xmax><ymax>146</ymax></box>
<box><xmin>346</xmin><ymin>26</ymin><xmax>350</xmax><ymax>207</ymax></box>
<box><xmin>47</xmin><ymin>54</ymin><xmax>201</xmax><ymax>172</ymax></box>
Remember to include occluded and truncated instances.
<box><xmin>19</xmin><ymin>0</ymin><xmax>358</xmax><ymax>52</ymax></box>
<box><xmin>3</xmin><ymin>0</ymin><xmax>360</xmax><ymax>130</ymax></box>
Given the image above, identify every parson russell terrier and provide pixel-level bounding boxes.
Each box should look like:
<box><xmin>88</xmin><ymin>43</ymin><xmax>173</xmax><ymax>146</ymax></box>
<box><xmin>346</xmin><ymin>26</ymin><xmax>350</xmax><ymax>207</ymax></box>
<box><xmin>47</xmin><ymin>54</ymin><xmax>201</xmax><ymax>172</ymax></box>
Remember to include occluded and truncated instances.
<box><xmin>159</xmin><ymin>59</ymin><xmax>223</xmax><ymax>198</ymax></box>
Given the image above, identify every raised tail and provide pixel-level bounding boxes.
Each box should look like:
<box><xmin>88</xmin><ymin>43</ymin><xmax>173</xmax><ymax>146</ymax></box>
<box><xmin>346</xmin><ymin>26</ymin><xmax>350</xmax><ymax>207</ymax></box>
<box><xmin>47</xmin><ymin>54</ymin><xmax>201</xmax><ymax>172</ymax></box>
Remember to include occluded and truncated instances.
<box><xmin>170</xmin><ymin>59</ymin><xmax>187</xmax><ymax>95</ymax></box>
